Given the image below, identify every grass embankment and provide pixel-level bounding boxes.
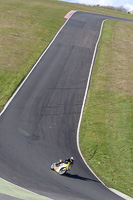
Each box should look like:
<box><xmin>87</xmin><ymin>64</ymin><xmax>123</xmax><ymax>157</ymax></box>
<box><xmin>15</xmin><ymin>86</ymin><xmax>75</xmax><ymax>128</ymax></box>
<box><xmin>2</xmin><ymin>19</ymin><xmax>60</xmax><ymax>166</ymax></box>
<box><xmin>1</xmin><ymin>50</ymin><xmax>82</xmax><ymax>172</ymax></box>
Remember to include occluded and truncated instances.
<box><xmin>80</xmin><ymin>20</ymin><xmax>133</xmax><ymax>197</ymax></box>
<box><xmin>0</xmin><ymin>0</ymin><xmax>133</xmax><ymax>197</ymax></box>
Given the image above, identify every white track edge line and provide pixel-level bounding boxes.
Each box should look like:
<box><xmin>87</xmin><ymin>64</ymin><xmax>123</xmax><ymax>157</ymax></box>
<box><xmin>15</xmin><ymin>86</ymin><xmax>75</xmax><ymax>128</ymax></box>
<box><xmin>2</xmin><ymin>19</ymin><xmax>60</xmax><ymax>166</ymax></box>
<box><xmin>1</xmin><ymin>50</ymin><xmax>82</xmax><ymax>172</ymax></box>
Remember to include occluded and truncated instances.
<box><xmin>76</xmin><ymin>18</ymin><xmax>132</xmax><ymax>200</ymax></box>
<box><xmin>0</xmin><ymin>10</ymin><xmax>77</xmax><ymax>198</ymax></box>
<box><xmin>77</xmin><ymin>18</ymin><xmax>107</xmax><ymax>186</ymax></box>
<box><xmin>109</xmin><ymin>188</ymin><xmax>133</xmax><ymax>200</ymax></box>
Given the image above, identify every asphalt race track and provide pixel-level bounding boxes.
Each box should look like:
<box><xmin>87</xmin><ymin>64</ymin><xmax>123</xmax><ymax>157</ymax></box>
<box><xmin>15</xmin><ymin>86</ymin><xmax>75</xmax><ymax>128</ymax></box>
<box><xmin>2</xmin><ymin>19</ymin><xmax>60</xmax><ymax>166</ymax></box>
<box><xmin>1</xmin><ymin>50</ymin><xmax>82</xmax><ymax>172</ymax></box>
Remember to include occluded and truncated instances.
<box><xmin>0</xmin><ymin>11</ymin><xmax>133</xmax><ymax>200</ymax></box>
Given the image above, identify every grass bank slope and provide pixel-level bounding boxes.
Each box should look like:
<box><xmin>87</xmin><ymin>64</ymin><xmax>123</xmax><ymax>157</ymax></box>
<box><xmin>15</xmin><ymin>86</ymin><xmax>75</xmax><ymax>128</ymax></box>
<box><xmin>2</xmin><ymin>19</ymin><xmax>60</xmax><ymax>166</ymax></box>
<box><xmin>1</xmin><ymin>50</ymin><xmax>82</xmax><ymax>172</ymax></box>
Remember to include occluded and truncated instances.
<box><xmin>80</xmin><ymin>20</ymin><xmax>133</xmax><ymax>197</ymax></box>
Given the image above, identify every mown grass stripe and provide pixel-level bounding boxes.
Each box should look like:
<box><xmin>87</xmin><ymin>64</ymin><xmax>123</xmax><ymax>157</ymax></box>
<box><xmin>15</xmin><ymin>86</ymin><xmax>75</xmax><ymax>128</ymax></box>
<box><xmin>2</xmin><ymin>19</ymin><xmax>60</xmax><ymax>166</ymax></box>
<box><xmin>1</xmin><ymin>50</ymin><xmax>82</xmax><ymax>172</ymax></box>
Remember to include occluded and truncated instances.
<box><xmin>0</xmin><ymin>178</ymin><xmax>52</xmax><ymax>200</ymax></box>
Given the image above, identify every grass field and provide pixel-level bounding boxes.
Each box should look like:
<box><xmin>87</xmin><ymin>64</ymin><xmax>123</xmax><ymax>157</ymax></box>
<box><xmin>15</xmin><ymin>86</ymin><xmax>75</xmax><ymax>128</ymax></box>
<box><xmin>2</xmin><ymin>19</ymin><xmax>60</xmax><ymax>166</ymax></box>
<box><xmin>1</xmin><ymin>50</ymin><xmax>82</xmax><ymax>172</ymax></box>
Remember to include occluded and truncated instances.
<box><xmin>0</xmin><ymin>0</ymin><xmax>133</xmax><ymax>197</ymax></box>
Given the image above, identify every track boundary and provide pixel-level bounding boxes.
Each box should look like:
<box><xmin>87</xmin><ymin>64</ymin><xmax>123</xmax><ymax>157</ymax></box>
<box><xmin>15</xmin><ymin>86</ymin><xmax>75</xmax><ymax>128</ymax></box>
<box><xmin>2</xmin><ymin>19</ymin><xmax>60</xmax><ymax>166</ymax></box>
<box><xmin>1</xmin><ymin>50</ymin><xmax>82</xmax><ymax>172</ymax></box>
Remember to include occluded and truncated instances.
<box><xmin>0</xmin><ymin>11</ymin><xmax>76</xmax><ymax>117</ymax></box>
<box><xmin>0</xmin><ymin>10</ymin><xmax>76</xmax><ymax>199</ymax></box>
<box><xmin>76</xmin><ymin>16</ymin><xmax>133</xmax><ymax>200</ymax></box>
<box><xmin>76</xmin><ymin>18</ymin><xmax>107</xmax><ymax>186</ymax></box>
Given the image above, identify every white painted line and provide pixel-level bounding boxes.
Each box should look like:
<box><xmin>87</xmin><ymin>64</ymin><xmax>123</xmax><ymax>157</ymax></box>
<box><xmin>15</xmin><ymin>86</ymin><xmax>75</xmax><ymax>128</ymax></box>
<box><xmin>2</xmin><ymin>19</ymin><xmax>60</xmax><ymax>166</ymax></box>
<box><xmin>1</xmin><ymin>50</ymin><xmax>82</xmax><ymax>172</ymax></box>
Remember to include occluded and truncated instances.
<box><xmin>76</xmin><ymin>19</ymin><xmax>107</xmax><ymax>186</ymax></box>
<box><xmin>0</xmin><ymin>10</ymin><xmax>77</xmax><ymax>198</ymax></box>
<box><xmin>110</xmin><ymin>188</ymin><xmax>133</xmax><ymax>200</ymax></box>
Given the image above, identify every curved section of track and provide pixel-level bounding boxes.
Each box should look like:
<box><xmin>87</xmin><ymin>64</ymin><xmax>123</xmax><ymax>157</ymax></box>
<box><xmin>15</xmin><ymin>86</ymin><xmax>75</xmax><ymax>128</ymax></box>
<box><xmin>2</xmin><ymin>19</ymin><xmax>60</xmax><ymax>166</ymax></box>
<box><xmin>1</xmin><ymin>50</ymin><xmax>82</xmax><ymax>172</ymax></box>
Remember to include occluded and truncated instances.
<box><xmin>0</xmin><ymin>11</ymin><xmax>132</xmax><ymax>200</ymax></box>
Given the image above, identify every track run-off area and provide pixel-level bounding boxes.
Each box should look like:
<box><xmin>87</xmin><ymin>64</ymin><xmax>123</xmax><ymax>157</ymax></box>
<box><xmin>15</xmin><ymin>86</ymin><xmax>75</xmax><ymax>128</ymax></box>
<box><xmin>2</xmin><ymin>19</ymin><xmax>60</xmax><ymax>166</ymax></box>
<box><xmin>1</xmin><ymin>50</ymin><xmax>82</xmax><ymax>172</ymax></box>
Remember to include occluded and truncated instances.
<box><xmin>0</xmin><ymin>11</ymin><xmax>133</xmax><ymax>200</ymax></box>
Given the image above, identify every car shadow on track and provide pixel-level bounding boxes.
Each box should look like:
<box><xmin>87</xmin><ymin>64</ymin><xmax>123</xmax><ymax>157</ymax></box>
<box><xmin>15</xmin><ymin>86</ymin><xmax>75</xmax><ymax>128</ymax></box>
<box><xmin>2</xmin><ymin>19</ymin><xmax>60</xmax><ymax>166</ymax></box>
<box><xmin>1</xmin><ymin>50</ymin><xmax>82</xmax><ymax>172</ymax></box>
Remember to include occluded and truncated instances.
<box><xmin>64</xmin><ymin>173</ymin><xmax>100</xmax><ymax>183</ymax></box>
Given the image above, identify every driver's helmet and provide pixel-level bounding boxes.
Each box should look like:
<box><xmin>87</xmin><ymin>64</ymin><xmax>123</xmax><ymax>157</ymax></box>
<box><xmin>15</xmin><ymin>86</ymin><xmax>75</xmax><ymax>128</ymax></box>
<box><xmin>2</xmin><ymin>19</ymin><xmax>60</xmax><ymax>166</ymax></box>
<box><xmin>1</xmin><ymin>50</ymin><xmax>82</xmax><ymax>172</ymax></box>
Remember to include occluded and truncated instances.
<box><xmin>70</xmin><ymin>156</ymin><xmax>74</xmax><ymax>162</ymax></box>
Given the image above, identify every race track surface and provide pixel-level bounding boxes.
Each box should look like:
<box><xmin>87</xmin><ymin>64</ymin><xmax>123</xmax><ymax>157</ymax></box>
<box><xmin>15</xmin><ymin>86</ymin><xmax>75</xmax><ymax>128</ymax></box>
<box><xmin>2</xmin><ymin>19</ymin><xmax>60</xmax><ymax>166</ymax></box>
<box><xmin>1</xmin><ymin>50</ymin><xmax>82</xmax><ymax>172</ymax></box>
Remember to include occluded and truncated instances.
<box><xmin>0</xmin><ymin>11</ymin><xmax>132</xmax><ymax>200</ymax></box>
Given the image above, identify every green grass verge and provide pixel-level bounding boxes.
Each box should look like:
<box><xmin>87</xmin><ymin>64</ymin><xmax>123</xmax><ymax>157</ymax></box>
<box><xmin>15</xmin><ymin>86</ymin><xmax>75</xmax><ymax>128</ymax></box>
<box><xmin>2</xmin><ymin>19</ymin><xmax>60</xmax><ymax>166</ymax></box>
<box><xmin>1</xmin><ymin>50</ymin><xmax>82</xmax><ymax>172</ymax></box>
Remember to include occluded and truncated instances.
<box><xmin>0</xmin><ymin>0</ymin><xmax>133</xmax><ymax>198</ymax></box>
<box><xmin>0</xmin><ymin>178</ymin><xmax>52</xmax><ymax>200</ymax></box>
<box><xmin>79</xmin><ymin>19</ymin><xmax>133</xmax><ymax>197</ymax></box>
